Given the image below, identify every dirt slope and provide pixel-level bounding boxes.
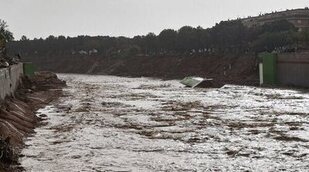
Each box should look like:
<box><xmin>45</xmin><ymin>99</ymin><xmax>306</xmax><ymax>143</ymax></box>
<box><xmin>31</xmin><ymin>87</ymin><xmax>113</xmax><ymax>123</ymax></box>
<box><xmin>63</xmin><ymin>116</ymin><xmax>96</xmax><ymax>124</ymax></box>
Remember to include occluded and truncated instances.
<box><xmin>0</xmin><ymin>72</ymin><xmax>65</xmax><ymax>171</ymax></box>
<box><xmin>23</xmin><ymin>55</ymin><xmax>259</xmax><ymax>86</ymax></box>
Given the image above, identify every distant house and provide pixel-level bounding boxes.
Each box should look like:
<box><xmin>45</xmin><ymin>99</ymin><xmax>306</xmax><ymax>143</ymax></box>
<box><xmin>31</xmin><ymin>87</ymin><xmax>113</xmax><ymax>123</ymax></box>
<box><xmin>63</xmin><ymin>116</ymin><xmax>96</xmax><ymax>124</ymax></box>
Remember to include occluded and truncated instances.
<box><xmin>78</xmin><ymin>50</ymin><xmax>88</xmax><ymax>55</ymax></box>
<box><xmin>89</xmin><ymin>49</ymin><xmax>98</xmax><ymax>55</ymax></box>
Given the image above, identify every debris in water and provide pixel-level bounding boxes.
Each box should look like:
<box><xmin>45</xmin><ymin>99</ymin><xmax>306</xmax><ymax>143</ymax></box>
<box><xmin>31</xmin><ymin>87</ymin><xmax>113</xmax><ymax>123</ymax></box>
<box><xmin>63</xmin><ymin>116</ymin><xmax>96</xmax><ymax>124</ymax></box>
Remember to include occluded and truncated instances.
<box><xmin>180</xmin><ymin>76</ymin><xmax>217</xmax><ymax>88</ymax></box>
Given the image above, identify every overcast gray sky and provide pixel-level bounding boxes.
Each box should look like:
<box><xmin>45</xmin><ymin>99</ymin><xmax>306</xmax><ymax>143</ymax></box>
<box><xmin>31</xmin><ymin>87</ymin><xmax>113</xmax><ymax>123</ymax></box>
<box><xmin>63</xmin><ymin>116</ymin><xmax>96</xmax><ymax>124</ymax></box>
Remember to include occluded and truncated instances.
<box><xmin>0</xmin><ymin>0</ymin><xmax>308</xmax><ymax>40</ymax></box>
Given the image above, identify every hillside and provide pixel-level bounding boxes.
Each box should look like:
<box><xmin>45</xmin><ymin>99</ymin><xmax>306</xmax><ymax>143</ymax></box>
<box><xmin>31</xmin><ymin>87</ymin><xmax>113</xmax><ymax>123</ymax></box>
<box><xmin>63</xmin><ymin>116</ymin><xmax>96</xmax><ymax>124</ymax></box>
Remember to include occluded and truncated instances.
<box><xmin>6</xmin><ymin>9</ymin><xmax>309</xmax><ymax>86</ymax></box>
<box><xmin>22</xmin><ymin>54</ymin><xmax>259</xmax><ymax>86</ymax></box>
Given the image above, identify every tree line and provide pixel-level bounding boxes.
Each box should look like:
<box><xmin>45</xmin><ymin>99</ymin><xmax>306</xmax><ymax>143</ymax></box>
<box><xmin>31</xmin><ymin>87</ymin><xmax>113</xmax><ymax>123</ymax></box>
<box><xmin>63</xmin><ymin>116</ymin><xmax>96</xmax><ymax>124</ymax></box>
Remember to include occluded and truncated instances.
<box><xmin>7</xmin><ymin>19</ymin><xmax>309</xmax><ymax>58</ymax></box>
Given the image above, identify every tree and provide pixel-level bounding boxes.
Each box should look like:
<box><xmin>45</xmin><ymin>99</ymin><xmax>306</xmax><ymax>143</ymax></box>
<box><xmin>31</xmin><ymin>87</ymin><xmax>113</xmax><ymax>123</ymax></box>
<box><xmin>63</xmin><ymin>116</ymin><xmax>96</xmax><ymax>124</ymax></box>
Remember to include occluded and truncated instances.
<box><xmin>298</xmin><ymin>30</ymin><xmax>309</xmax><ymax>46</ymax></box>
<box><xmin>251</xmin><ymin>32</ymin><xmax>294</xmax><ymax>52</ymax></box>
<box><xmin>20</xmin><ymin>35</ymin><xmax>29</xmax><ymax>41</ymax></box>
<box><xmin>260</xmin><ymin>20</ymin><xmax>297</xmax><ymax>33</ymax></box>
<box><xmin>249</xmin><ymin>19</ymin><xmax>298</xmax><ymax>52</ymax></box>
<box><xmin>143</xmin><ymin>32</ymin><xmax>158</xmax><ymax>54</ymax></box>
<box><xmin>209</xmin><ymin>20</ymin><xmax>249</xmax><ymax>53</ymax></box>
<box><xmin>46</xmin><ymin>35</ymin><xmax>56</xmax><ymax>41</ymax></box>
<box><xmin>177</xmin><ymin>26</ymin><xmax>198</xmax><ymax>52</ymax></box>
<box><xmin>0</xmin><ymin>19</ymin><xmax>14</xmax><ymax>43</ymax></box>
<box><xmin>0</xmin><ymin>19</ymin><xmax>13</xmax><ymax>58</ymax></box>
<box><xmin>158</xmin><ymin>29</ymin><xmax>177</xmax><ymax>52</ymax></box>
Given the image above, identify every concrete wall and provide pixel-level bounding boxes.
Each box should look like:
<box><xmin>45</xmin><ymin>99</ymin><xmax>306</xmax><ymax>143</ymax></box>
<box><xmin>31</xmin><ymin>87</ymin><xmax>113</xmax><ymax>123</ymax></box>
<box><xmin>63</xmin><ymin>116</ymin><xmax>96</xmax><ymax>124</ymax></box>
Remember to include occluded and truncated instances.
<box><xmin>0</xmin><ymin>63</ymin><xmax>24</xmax><ymax>100</ymax></box>
<box><xmin>277</xmin><ymin>52</ymin><xmax>309</xmax><ymax>87</ymax></box>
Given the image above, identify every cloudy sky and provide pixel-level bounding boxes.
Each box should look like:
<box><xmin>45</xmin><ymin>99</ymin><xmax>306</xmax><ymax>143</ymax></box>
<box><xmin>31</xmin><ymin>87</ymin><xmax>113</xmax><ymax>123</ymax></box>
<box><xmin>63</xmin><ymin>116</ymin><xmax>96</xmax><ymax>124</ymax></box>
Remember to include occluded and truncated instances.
<box><xmin>0</xmin><ymin>0</ymin><xmax>308</xmax><ymax>40</ymax></box>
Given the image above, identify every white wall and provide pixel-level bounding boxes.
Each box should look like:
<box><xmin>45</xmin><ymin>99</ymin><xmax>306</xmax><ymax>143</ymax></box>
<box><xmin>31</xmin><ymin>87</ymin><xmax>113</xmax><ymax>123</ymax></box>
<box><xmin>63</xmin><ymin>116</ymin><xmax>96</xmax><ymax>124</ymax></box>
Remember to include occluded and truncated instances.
<box><xmin>0</xmin><ymin>63</ymin><xmax>24</xmax><ymax>100</ymax></box>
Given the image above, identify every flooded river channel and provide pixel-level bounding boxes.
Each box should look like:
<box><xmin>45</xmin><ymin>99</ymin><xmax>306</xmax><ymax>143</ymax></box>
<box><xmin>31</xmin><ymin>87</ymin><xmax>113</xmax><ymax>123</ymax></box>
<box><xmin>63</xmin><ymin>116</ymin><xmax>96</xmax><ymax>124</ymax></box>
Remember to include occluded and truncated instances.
<box><xmin>20</xmin><ymin>74</ymin><xmax>309</xmax><ymax>171</ymax></box>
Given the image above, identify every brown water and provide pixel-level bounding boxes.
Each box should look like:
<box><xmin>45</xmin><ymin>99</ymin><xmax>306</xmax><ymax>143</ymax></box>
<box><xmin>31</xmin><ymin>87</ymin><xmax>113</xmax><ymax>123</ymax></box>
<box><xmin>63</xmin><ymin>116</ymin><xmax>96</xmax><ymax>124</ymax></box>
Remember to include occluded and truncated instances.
<box><xmin>20</xmin><ymin>74</ymin><xmax>309</xmax><ymax>171</ymax></box>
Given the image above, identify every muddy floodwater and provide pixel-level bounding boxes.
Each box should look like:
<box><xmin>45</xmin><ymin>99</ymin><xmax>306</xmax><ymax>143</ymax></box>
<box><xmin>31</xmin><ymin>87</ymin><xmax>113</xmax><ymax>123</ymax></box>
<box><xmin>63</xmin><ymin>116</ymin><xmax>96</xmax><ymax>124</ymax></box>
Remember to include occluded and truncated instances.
<box><xmin>20</xmin><ymin>74</ymin><xmax>309</xmax><ymax>171</ymax></box>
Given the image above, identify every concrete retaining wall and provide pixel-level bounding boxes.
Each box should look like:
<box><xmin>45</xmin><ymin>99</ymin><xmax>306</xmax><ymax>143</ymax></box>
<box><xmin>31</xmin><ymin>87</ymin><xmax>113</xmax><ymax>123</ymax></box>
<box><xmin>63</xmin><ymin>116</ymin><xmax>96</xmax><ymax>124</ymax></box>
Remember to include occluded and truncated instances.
<box><xmin>0</xmin><ymin>63</ymin><xmax>24</xmax><ymax>100</ymax></box>
<box><xmin>277</xmin><ymin>52</ymin><xmax>309</xmax><ymax>87</ymax></box>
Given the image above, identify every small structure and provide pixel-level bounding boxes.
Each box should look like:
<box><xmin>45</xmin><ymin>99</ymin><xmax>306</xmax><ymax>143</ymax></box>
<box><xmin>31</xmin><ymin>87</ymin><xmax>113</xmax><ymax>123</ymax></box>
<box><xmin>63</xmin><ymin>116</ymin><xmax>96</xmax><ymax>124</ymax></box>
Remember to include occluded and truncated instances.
<box><xmin>259</xmin><ymin>52</ymin><xmax>277</xmax><ymax>86</ymax></box>
<box><xmin>259</xmin><ymin>52</ymin><xmax>309</xmax><ymax>87</ymax></box>
<box><xmin>89</xmin><ymin>49</ymin><xmax>98</xmax><ymax>55</ymax></box>
<box><xmin>23</xmin><ymin>62</ymin><xmax>36</xmax><ymax>76</ymax></box>
<box><xmin>78</xmin><ymin>50</ymin><xmax>88</xmax><ymax>55</ymax></box>
<box><xmin>180</xmin><ymin>76</ymin><xmax>215</xmax><ymax>88</ymax></box>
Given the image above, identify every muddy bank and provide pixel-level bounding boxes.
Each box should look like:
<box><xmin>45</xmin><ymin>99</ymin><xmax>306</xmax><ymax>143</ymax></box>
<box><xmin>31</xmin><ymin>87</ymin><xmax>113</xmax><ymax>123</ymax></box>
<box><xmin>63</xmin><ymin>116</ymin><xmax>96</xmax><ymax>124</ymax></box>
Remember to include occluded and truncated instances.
<box><xmin>0</xmin><ymin>71</ymin><xmax>65</xmax><ymax>171</ymax></box>
<box><xmin>23</xmin><ymin>54</ymin><xmax>259</xmax><ymax>86</ymax></box>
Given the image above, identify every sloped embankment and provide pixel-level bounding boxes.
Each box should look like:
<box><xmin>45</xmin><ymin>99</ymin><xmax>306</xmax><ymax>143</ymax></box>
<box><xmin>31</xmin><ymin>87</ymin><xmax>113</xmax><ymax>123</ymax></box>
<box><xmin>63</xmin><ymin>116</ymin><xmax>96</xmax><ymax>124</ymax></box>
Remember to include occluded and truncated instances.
<box><xmin>0</xmin><ymin>71</ymin><xmax>65</xmax><ymax>170</ymax></box>
<box><xmin>24</xmin><ymin>54</ymin><xmax>259</xmax><ymax>86</ymax></box>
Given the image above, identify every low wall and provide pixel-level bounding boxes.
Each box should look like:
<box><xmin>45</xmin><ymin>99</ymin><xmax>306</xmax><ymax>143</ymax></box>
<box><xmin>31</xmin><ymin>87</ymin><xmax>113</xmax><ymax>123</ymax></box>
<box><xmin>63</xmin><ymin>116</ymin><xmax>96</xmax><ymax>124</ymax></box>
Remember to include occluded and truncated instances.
<box><xmin>0</xmin><ymin>63</ymin><xmax>24</xmax><ymax>100</ymax></box>
<box><xmin>277</xmin><ymin>52</ymin><xmax>309</xmax><ymax>87</ymax></box>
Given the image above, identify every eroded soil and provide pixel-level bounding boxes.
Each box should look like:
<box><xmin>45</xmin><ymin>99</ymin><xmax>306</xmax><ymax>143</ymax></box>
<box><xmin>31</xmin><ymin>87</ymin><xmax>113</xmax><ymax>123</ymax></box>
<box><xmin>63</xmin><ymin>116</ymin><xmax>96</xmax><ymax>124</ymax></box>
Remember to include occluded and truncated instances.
<box><xmin>20</xmin><ymin>74</ymin><xmax>309</xmax><ymax>171</ymax></box>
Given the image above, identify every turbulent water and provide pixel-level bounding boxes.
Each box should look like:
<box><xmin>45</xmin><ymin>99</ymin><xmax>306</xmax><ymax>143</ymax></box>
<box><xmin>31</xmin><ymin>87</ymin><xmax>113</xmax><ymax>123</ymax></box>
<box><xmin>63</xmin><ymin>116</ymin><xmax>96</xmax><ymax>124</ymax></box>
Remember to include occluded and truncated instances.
<box><xmin>20</xmin><ymin>74</ymin><xmax>309</xmax><ymax>171</ymax></box>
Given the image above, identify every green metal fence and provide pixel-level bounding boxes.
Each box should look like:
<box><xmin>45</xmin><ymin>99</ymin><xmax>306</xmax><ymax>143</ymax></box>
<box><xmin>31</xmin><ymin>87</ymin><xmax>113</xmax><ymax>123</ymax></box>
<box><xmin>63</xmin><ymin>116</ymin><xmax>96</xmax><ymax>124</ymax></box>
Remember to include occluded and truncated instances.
<box><xmin>259</xmin><ymin>52</ymin><xmax>277</xmax><ymax>85</ymax></box>
<box><xmin>23</xmin><ymin>62</ymin><xmax>36</xmax><ymax>76</ymax></box>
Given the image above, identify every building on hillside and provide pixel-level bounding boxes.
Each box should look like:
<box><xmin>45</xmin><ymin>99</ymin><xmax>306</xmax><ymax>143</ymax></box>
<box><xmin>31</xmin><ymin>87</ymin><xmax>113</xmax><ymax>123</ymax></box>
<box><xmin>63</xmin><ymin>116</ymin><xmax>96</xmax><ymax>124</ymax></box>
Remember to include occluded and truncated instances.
<box><xmin>242</xmin><ymin>8</ymin><xmax>309</xmax><ymax>31</ymax></box>
<box><xmin>89</xmin><ymin>49</ymin><xmax>98</xmax><ymax>55</ymax></box>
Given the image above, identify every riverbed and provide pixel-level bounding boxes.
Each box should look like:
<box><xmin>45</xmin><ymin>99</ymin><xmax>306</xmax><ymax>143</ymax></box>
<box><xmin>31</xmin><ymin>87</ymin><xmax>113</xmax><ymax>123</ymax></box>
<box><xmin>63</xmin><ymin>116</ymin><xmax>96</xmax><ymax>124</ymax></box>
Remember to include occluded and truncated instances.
<box><xmin>20</xmin><ymin>74</ymin><xmax>309</xmax><ymax>171</ymax></box>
